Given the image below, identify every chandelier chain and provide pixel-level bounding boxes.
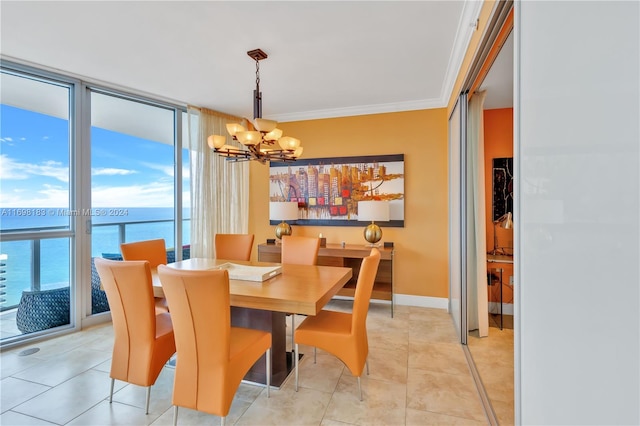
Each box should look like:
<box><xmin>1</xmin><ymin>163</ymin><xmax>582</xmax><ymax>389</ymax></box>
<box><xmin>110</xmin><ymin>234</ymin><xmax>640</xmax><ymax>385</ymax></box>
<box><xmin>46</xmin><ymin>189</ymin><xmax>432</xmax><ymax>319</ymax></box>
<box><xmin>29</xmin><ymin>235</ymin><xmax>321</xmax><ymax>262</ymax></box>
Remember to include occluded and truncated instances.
<box><xmin>255</xmin><ymin>57</ymin><xmax>260</xmax><ymax>89</ymax></box>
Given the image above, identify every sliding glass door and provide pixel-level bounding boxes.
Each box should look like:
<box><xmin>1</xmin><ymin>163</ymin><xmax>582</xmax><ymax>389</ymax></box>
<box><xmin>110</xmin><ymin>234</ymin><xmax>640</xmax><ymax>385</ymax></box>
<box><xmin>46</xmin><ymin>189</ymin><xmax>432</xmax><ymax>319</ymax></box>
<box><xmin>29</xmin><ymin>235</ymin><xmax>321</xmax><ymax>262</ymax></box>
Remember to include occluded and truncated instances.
<box><xmin>89</xmin><ymin>91</ymin><xmax>176</xmax><ymax>285</ymax></box>
<box><xmin>86</xmin><ymin>90</ymin><xmax>191</xmax><ymax>317</ymax></box>
<box><xmin>448</xmin><ymin>94</ymin><xmax>467</xmax><ymax>344</ymax></box>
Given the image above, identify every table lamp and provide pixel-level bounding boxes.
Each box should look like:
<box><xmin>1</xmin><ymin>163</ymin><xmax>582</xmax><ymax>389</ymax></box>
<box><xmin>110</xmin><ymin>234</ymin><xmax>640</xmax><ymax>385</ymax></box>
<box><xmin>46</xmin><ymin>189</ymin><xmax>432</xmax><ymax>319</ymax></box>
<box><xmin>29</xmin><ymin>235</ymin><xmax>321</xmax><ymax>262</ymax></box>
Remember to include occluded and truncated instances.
<box><xmin>269</xmin><ymin>201</ymin><xmax>298</xmax><ymax>241</ymax></box>
<box><xmin>358</xmin><ymin>200</ymin><xmax>390</xmax><ymax>246</ymax></box>
<box><xmin>490</xmin><ymin>211</ymin><xmax>513</xmax><ymax>255</ymax></box>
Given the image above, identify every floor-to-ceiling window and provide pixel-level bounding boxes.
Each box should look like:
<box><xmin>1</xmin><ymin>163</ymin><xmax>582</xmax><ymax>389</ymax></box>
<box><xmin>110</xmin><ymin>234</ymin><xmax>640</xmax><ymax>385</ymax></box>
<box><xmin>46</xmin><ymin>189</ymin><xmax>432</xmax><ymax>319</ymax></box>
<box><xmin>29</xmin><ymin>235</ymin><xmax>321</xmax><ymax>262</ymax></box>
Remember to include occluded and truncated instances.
<box><xmin>0</xmin><ymin>62</ymin><xmax>189</xmax><ymax>346</ymax></box>
<box><xmin>88</xmin><ymin>91</ymin><xmax>177</xmax><ymax>315</ymax></box>
<box><xmin>0</xmin><ymin>69</ymin><xmax>76</xmax><ymax>341</ymax></box>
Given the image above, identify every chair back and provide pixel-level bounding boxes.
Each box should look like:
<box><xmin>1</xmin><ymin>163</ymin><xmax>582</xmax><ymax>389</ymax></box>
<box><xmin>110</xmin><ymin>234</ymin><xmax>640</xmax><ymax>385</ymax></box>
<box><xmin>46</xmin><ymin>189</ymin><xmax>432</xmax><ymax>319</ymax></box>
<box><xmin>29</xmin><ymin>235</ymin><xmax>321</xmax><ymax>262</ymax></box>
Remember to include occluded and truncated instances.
<box><xmin>157</xmin><ymin>265</ymin><xmax>231</xmax><ymax>411</ymax></box>
<box><xmin>352</xmin><ymin>248</ymin><xmax>382</xmax><ymax>334</ymax></box>
<box><xmin>281</xmin><ymin>236</ymin><xmax>320</xmax><ymax>265</ymax></box>
<box><xmin>16</xmin><ymin>287</ymin><xmax>70</xmax><ymax>333</ymax></box>
<box><xmin>94</xmin><ymin>257</ymin><xmax>157</xmax><ymax>384</ymax></box>
<box><xmin>215</xmin><ymin>233</ymin><xmax>255</xmax><ymax>261</ymax></box>
<box><xmin>120</xmin><ymin>238</ymin><xmax>167</xmax><ymax>268</ymax></box>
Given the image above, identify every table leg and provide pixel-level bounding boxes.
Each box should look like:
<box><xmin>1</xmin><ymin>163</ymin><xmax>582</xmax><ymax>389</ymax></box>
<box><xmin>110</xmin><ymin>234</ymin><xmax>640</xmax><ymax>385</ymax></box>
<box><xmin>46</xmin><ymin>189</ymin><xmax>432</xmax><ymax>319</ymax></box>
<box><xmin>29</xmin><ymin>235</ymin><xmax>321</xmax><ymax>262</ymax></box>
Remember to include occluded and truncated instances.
<box><xmin>231</xmin><ymin>307</ymin><xmax>289</xmax><ymax>386</ymax></box>
<box><xmin>499</xmin><ymin>268</ymin><xmax>503</xmax><ymax>330</ymax></box>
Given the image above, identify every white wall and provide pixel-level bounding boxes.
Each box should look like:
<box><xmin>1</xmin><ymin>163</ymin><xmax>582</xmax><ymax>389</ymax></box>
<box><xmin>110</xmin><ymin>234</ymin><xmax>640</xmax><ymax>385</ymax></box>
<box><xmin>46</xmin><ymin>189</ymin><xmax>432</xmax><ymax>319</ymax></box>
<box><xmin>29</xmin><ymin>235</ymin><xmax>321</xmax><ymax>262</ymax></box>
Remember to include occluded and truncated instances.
<box><xmin>516</xmin><ymin>1</ymin><xmax>639</xmax><ymax>424</ymax></box>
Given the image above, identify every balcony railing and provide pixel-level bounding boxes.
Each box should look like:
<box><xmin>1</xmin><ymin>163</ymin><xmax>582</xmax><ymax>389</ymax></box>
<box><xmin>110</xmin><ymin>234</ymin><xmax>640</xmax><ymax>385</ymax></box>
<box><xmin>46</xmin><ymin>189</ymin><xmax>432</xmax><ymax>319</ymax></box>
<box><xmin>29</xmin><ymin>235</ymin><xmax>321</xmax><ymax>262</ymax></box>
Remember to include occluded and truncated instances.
<box><xmin>0</xmin><ymin>218</ymin><xmax>190</xmax><ymax>312</ymax></box>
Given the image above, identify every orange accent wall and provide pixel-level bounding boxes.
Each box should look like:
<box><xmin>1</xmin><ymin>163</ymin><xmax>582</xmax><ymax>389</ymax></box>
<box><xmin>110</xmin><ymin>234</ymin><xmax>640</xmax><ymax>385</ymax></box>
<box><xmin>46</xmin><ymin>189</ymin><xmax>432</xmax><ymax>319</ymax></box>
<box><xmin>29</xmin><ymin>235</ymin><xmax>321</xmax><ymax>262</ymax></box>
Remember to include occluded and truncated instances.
<box><xmin>248</xmin><ymin>109</ymin><xmax>450</xmax><ymax>299</ymax></box>
<box><xmin>484</xmin><ymin>107</ymin><xmax>514</xmax><ymax>302</ymax></box>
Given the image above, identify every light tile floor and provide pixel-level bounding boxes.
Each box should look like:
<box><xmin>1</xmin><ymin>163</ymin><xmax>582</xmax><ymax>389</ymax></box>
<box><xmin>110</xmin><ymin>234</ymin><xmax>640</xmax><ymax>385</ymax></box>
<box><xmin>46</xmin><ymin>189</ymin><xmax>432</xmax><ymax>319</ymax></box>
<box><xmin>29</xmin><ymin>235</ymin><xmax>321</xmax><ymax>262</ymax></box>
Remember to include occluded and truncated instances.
<box><xmin>468</xmin><ymin>323</ymin><xmax>514</xmax><ymax>425</ymax></box>
<box><xmin>1</xmin><ymin>309</ymin><xmax>20</xmax><ymax>340</ymax></box>
<box><xmin>1</xmin><ymin>301</ymin><xmax>489</xmax><ymax>425</ymax></box>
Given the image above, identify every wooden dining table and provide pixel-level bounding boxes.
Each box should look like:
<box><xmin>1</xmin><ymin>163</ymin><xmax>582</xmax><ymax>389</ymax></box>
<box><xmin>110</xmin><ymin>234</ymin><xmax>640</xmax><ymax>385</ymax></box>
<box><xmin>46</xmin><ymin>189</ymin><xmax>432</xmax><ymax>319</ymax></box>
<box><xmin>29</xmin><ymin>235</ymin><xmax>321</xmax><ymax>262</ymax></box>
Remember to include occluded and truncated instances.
<box><xmin>154</xmin><ymin>258</ymin><xmax>352</xmax><ymax>387</ymax></box>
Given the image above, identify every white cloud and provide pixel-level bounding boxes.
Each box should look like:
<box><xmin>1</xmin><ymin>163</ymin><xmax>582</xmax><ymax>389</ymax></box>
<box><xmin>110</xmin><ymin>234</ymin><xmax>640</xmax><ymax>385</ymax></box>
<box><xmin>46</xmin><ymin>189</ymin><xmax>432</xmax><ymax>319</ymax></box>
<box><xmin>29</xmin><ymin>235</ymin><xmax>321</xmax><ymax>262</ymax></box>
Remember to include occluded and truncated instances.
<box><xmin>1</xmin><ymin>185</ymin><xmax>69</xmax><ymax>208</ymax></box>
<box><xmin>0</xmin><ymin>154</ymin><xmax>68</xmax><ymax>182</ymax></box>
<box><xmin>0</xmin><ymin>157</ymin><xmax>181</xmax><ymax>208</ymax></box>
<box><xmin>2</xmin><ymin>181</ymin><xmax>175</xmax><ymax>208</ymax></box>
<box><xmin>92</xmin><ymin>167</ymin><xmax>138</xmax><ymax>176</ymax></box>
<box><xmin>142</xmin><ymin>162</ymin><xmax>174</xmax><ymax>177</ymax></box>
<box><xmin>92</xmin><ymin>182</ymin><xmax>174</xmax><ymax>207</ymax></box>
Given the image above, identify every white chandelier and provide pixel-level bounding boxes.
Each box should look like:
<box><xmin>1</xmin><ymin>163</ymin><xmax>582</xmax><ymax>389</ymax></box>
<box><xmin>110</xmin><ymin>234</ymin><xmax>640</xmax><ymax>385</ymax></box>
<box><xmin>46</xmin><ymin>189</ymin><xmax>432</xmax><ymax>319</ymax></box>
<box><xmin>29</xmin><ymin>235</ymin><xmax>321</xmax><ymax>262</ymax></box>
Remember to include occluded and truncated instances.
<box><xmin>208</xmin><ymin>49</ymin><xmax>303</xmax><ymax>164</ymax></box>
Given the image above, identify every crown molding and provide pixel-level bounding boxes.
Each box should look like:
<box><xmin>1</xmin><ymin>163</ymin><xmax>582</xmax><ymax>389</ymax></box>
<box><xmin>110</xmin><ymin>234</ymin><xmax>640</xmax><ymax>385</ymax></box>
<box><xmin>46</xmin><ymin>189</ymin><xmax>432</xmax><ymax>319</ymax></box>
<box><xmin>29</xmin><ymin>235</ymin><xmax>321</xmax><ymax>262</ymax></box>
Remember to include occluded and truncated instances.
<box><xmin>440</xmin><ymin>0</ymin><xmax>484</xmax><ymax>103</ymax></box>
<box><xmin>268</xmin><ymin>98</ymin><xmax>445</xmax><ymax>123</ymax></box>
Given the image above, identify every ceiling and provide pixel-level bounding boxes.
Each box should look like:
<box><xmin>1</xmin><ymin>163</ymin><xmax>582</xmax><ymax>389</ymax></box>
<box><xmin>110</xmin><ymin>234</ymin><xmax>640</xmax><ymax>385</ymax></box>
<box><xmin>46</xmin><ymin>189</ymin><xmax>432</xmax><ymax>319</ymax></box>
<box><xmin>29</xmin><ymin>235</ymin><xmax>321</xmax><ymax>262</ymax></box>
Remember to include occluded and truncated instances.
<box><xmin>0</xmin><ymin>1</ymin><xmax>512</xmax><ymax>122</ymax></box>
<box><xmin>480</xmin><ymin>31</ymin><xmax>513</xmax><ymax>110</ymax></box>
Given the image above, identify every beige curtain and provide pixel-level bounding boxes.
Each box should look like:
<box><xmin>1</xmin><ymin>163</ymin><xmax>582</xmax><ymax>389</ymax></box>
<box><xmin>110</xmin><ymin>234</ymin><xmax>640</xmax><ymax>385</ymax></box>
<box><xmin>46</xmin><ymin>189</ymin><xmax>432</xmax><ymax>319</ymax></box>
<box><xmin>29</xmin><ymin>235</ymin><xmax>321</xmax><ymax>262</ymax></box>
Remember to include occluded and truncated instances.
<box><xmin>187</xmin><ymin>107</ymin><xmax>250</xmax><ymax>258</ymax></box>
<box><xmin>467</xmin><ymin>91</ymin><xmax>489</xmax><ymax>336</ymax></box>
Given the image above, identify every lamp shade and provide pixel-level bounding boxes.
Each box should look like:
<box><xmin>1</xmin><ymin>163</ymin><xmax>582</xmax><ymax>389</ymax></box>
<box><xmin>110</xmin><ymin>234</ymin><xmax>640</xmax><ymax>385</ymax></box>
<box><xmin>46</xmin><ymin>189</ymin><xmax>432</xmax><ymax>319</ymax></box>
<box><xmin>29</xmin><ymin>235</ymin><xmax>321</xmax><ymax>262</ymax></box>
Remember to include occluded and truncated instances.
<box><xmin>278</xmin><ymin>136</ymin><xmax>301</xmax><ymax>151</ymax></box>
<box><xmin>235</xmin><ymin>131</ymin><xmax>262</xmax><ymax>146</ymax></box>
<box><xmin>226</xmin><ymin>123</ymin><xmax>246</xmax><ymax>136</ymax></box>
<box><xmin>264</xmin><ymin>128</ymin><xmax>283</xmax><ymax>141</ymax></box>
<box><xmin>358</xmin><ymin>201</ymin><xmax>390</xmax><ymax>222</ymax></box>
<box><xmin>501</xmin><ymin>212</ymin><xmax>513</xmax><ymax>229</ymax></box>
<box><xmin>207</xmin><ymin>135</ymin><xmax>226</xmax><ymax>149</ymax></box>
<box><xmin>254</xmin><ymin>118</ymin><xmax>277</xmax><ymax>133</ymax></box>
<box><xmin>269</xmin><ymin>201</ymin><xmax>298</xmax><ymax>221</ymax></box>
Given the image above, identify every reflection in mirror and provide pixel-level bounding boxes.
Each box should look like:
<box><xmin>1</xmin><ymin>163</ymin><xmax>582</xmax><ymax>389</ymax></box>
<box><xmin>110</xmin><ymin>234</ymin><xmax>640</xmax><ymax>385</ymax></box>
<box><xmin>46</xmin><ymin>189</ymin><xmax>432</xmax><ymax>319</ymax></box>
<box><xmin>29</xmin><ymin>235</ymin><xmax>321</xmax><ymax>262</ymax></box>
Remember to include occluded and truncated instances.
<box><xmin>466</xmin><ymin>31</ymin><xmax>515</xmax><ymax>425</ymax></box>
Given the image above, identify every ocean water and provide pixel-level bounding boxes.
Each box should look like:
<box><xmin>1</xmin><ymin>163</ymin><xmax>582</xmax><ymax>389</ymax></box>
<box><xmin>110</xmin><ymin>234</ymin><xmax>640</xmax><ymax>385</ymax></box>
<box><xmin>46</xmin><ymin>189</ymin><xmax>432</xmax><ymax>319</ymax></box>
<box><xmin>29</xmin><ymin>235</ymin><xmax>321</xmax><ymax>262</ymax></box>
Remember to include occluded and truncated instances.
<box><xmin>0</xmin><ymin>207</ymin><xmax>190</xmax><ymax>310</ymax></box>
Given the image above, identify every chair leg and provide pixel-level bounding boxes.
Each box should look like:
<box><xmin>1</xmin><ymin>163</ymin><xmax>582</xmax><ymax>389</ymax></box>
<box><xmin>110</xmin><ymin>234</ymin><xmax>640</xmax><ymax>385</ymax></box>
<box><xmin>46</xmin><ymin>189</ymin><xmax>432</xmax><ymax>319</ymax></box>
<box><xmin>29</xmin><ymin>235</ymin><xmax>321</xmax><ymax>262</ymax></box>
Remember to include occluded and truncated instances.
<box><xmin>145</xmin><ymin>386</ymin><xmax>151</xmax><ymax>414</ymax></box>
<box><xmin>294</xmin><ymin>343</ymin><xmax>299</xmax><ymax>392</ymax></box>
<box><xmin>109</xmin><ymin>378</ymin><xmax>114</xmax><ymax>403</ymax></box>
<box><xmin>221</xmin><ymin>416</ymin><xmax>225</xmax><ymax>426</ymax></box>
<box><xmin>266</xmin><ymin>347</ymin><xmax>271</xmax><ymax>398</ymax></box>
<box><xmin>357</xmin><ymin>376</ymin><xmax>363</xmax><ymax>401</ymax></box>
<box><xmin>291</xmin><ymin>315</ymin><xmax>295</xmax><ymax>351</ymax></box>
<box><xmin>173</xmin><ymin>406</ymin><xmax>178</xmax><ymax>426</ymax></box>
<box><xmin>314</xmin><ymin>347</ymin><xmax>317</xmax><ymax>364</ymax></box>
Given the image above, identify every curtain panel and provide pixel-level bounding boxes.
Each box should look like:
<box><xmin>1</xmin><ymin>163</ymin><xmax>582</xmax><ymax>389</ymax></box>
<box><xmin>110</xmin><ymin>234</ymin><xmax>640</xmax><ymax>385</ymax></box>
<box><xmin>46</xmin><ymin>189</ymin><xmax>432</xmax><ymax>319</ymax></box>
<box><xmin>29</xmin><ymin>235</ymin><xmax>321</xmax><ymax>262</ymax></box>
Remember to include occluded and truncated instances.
<box><xmin>467</xmin><ymin>91</ymin><xmax>489</xmax><ymax>336</ymax></box>
<box><xmin>187</xmin><ymin>107</ymin><xmax>250</xmax><ymax>258</ymax></box>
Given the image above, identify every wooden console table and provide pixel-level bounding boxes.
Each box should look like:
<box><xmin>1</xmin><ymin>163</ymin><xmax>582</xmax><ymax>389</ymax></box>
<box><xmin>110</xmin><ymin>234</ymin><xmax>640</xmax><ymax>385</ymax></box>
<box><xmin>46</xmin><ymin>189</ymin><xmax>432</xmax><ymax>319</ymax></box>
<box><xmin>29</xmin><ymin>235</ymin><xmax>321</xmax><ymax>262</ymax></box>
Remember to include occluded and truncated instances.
<box><xmin>258</xmin><ymin>243</ymin><xmax>395</xmax><ymax>317</ymax></box>
<box><xmin>486</xmin><ymin>254</ymin><xmax>514</xmax><ymax>330</ymax></box>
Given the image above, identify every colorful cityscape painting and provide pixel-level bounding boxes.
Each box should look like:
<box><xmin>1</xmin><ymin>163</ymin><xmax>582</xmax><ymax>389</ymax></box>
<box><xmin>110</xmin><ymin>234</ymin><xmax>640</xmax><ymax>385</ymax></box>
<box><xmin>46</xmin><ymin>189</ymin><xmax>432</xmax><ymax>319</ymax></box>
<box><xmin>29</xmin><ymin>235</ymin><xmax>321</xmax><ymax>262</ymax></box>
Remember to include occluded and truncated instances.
<box><xmin>269</xmin><ymin>154</ymin><xmax>405</xmax><ymax>227</ymax></box>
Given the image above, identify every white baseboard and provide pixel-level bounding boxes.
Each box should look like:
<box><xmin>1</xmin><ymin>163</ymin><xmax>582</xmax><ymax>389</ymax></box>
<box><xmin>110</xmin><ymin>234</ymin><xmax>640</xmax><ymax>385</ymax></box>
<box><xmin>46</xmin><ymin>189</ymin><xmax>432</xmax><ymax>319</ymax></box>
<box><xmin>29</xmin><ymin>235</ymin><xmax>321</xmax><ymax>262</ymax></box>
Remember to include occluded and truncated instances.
<box><xmin>394</xmin><ymin>294</ymin><xmax>448</xmax><ymax>310</ymax></box>
<box><xmin>334</xmin><ymin>294</ymin><xmax>448</xmax><ymax>311</ymax></box>
<box><xmin>320</xmin><ymin>293</ymin><xmax>509</xmax><ymax>315</ymax></box>
<box><xmin>488</xmin><ymin>301</ymin><xmax>513</xmax><ymax>315</ymax></box>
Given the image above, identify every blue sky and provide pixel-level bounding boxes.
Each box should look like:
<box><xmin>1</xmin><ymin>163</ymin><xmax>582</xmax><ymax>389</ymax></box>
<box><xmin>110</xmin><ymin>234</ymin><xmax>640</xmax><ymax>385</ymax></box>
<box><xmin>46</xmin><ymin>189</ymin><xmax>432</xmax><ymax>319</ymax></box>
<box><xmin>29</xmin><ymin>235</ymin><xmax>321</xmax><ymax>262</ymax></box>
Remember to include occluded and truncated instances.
<box><xmin>0</xmin><ymin>105</ymin><xmax>188</xmax><ymax>208</ymax></box>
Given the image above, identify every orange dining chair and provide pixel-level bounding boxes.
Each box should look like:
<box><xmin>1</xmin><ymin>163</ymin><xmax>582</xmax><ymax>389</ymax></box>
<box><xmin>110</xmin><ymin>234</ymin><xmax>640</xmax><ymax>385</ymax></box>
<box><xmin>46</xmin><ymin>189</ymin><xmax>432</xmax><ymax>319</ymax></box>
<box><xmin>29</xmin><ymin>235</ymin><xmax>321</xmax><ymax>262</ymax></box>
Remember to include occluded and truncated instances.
<box><xmin>214</xmin><ymin>233</ymin><xmax>255</xmax><ymax>261</ymax></box>
<box><xmin>281</xmin><ymin>235</ymin><xmax>320</xmax><ymax>265</ymax></box>
<box><xmin>294</xmin><ymin>248</ymin><xmax>381</xmax><ymax>401</ymax></box>
<box><xmin>94</xmin><ymin>258</ymin><xmax>176</xmax><ymax>414</ymax></box>
<box><xmin>120</xmin><ymin>238</ymin><xmax>170</xmax><ymax>314</ymax></box>
<box><xmin>280</xmin><ymin>235</ymin><xmax>320</xmax><ymax>349</ymax></box>
<box><xmin>157</xmin><ymin>265</ymin><xmax>271</xmax><ymax>426</ymax></box>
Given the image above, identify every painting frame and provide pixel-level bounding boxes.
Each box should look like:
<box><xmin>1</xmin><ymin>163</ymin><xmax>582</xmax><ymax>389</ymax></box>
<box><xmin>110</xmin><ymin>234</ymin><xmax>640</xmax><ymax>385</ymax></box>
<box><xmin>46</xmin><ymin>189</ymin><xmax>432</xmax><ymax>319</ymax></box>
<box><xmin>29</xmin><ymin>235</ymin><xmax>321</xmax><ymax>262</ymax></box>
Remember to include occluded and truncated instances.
<box><xmin>269</xmin><ymin>153</ymin><xmax>405</xmax><ymax>227</ymax></box>
<box><xmin>492</xmin><ymin>157</ymin><xmax>513</xmax><ymax>221</ymax></box>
